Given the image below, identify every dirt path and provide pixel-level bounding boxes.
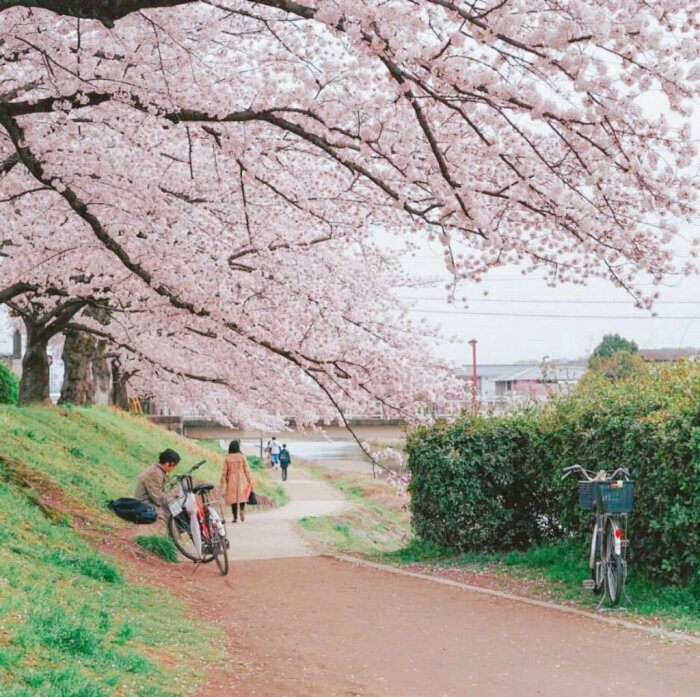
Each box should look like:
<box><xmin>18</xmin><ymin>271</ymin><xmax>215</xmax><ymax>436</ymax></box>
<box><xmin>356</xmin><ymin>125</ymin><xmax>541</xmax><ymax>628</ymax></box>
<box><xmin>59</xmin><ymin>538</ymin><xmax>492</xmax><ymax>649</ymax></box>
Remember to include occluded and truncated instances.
<box><xmin>124</xmin><ymin>465</ymin><xmax>699</xmax><ymax>696</ymax></box>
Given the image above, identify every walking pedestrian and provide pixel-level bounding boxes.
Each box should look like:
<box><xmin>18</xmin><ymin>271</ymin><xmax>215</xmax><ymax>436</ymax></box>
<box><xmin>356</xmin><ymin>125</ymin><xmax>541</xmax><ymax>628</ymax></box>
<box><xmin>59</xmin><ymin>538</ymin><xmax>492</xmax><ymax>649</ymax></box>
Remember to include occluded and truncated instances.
<box><xmin>268</xmin><ymin>436</ymin><xmax>281</xmax><ymax>468</ymax></box>
<box><xmin>220</xmin><ymin>440</ymin><xmax>252</xmax><ymax>523</ymax></box>
<box><xmin>279</xmin><ymin>444</ymin><xmax>291</xmax><ymax>481</ymax></box>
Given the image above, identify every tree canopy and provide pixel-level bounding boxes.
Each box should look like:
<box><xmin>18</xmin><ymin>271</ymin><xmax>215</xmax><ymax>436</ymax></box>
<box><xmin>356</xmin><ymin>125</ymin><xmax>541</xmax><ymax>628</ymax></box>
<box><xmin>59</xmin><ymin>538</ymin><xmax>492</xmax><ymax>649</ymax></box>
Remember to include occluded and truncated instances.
<box><xmin>1</xmin><ymin>1</ymin><xmax>697</xmax><ymax>422</ymax></box>
<box><xmin>590</xmin><ymin>334</ymin><xmax>640</xmax><ymax>362</ymax></box>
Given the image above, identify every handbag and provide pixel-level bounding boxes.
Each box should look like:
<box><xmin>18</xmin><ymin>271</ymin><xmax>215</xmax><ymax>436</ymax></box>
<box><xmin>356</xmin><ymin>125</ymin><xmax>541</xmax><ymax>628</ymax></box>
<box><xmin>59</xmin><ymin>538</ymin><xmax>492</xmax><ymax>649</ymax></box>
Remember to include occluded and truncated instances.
<box><xmin>247</xmin><ymin>489</ymin><xmax>259</xmax><ymax>505</ymax></box>
<box><xmin>108</xmin><ymin>497</ymin><xmax>157</xmax><ymax>524</ymax></box>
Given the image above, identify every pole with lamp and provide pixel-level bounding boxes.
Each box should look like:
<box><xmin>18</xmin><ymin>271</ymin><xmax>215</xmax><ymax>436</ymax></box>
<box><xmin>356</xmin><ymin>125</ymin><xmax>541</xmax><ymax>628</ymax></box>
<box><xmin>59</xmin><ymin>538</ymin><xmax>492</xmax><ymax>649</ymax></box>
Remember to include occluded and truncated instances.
<box><xmin>468</xmin><ymin>339</ymin><xmax>478</xmax><ymax>416</ymax></box>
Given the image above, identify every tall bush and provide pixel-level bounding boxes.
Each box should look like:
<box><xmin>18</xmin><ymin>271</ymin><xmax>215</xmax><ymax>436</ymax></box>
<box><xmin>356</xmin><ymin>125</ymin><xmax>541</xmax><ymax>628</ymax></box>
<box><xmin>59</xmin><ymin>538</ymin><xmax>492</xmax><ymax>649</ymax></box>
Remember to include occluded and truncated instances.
<box><xmin>407</xmin><ymin>361</ymin><xmax>700</xmax><ymax>586</ymax></box>
<box><xmin>0</xmin><ymin>362</ymin><xmax>19</xmax><ymax>405</ymax></box>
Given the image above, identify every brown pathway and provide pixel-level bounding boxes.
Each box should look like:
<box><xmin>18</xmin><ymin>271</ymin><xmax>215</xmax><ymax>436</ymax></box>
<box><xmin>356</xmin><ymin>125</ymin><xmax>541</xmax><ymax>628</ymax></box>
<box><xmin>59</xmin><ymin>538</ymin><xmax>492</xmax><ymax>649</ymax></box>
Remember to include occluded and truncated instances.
<box><xmin>184</xmin><ymin>466</ymin><xmax>699</xmax><ymax>696</ymax></box>
<box><xmin>182</xmin><ymin>555</ymin><xmax>698</xmax><ymax>697</ymax></box>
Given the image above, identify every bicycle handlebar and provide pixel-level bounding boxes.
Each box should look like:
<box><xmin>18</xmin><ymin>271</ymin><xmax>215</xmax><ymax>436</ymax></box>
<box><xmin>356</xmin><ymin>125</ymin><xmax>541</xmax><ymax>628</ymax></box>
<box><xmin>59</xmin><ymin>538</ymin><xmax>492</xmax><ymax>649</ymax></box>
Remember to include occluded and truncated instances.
<box><xmin>561</xmin><ymin>464</ymin><xmax>631</xmax><ymax>481</ymax></box>
<box><xmin>168</xmin><ymin>460</ymin><xmax>207</xmax><ymax>487</ymax></box>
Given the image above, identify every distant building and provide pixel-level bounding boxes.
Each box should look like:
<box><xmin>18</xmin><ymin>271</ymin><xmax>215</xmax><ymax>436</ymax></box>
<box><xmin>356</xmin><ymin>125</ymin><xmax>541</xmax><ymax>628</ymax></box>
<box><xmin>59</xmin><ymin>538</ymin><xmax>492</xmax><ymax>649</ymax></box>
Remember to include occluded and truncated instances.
<box><xmin>638</xmin><ymin>347</ymin><xmax>697</xmax><ymax>362</ymax></box>
<box><xmin>0</xmin><ymin>322</ymin><xmax>65</xmax><ymax>402</ymax></box>
<box><xmin>458</xmin><ymin>361</ymin><xmax>587</xmax><ymax>409</ymax></box>
<box><xmin>0</xmin><ymin>329</ymin><xmax>23</xmax><ymax>376</ymax></box>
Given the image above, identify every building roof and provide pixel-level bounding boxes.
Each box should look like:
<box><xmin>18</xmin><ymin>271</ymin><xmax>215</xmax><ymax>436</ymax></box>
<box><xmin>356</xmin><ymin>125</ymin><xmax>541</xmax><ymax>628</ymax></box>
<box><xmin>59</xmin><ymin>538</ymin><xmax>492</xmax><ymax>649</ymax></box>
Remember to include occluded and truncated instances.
<box><xmin>638</xmin><ymin>347</ymin><xmax>697</xmax><ymax>362</ymax></box>
<box><xmin>492</xmin><ymin>363</ymin><xmax>587</xmax><ymax>383</ymax></box>
<box><xmin>458</xmin><ymin>363</ymin><xmax>537</xmax><ymax>379</ymax></box>
<box><xmin>459</xmin><ymin>362</ymin><xmax>587</xmax><ymax>382</ymax></box>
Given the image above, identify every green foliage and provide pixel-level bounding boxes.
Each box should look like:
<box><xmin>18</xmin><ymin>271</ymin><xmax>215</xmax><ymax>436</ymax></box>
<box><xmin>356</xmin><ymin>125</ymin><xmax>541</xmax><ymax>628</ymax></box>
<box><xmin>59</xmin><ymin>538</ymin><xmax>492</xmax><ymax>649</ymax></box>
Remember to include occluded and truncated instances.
<box><xmin>43</xmin><ymin>549</ymin><xmax>122</xmax><ymax>583</ymax></box>
<box><xmin>589</xmin><ymin>333</ymin><xmax>638</xmax><ymax>363</ymax></box>
<box><xmin>0</xmin><ymin>406</ymin><xmax>229</xmax><ymax>696</ymax></box>
<box><xmin>135</xmin><ymin>535</ymin><xmax>179</xmax><ymax>563</ymax></box>
<box><xmin>587</xmin><ymin>350</ymin><xmax>646</xmax><ymax>381</ymax></box>
<box><xmin>0</xmin><ymin>362</ymin><xmax>19</xmax><ymax>405</ymax></box>
<box><xmin>407</xmin><ymin>361</ymin><xmax>700</xmax><ymax>587</ymax></box>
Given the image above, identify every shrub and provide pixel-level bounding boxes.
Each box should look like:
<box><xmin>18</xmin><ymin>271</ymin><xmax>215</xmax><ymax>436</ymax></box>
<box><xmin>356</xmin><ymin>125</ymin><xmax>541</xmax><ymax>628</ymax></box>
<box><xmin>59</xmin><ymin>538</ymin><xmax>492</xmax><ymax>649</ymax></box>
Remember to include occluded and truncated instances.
<box><xmin>135</xmin><ymin>535</ymin><xmax>179</xmax><ymax>563</ymax></box>
<box><xmin>407</xmin><ymin>361</ymin><xmax>700</xmax><ymax>586</ymax></box>
<box><xmin>44</xmin><ymin>550</ymin><xmax>122</xmax><ymax>584</ymax></box>
<box><xmin>0</xmin><ymin>362</ymin><xmax>19</xmax><ymax>405</ymax></box>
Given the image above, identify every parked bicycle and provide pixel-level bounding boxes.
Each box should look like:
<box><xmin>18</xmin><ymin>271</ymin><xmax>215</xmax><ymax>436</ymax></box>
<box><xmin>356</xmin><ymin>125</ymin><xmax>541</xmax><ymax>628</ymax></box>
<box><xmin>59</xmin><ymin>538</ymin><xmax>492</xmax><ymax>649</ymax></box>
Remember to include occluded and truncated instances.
<box><xmin>562</xmin><ymin>464</ymin><xmax>634</xmax><ymax>606</ymax></box>
<box><xmin>165</xmin><ymin>460</ymin><xmax>229</xmax><ymax>575</ymax></box>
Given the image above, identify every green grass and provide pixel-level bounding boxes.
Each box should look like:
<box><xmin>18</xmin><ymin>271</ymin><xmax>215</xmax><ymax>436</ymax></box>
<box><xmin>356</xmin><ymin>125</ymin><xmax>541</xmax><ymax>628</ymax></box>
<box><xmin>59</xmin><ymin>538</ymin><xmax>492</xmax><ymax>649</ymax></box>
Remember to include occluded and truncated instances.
<box><xmin>382</xmin><ymin>538</ymin><xmax>700</xmax><ymax>634</ymax></box>
<box><xmin>297</xmin><ymin>466</ymin><xmax>411</xmax><ymax>555</ymax></box>
<box><xmin>135</xmin><ymin>535</ymin><xmax>179</xmax><ymax>563</ymax></box>
<box><xmin>0</xmin><ymin>405</ymin><xmax>232</xmax><ymax>695</ymax></box>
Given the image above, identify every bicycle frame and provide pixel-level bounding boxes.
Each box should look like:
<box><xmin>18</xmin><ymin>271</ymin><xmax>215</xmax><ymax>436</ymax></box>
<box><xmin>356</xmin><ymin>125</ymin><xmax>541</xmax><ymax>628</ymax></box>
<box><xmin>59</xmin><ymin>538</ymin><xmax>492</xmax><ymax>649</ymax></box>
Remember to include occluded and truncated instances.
<box><xmin>166</xmin><ymin>461</ymin><xmax>228</xmax><ymax>570</ymax></box>
<box><xmin>563</xmin><ymin>464</ymin><xmax>632</xmax><ymax>607</ymax></box>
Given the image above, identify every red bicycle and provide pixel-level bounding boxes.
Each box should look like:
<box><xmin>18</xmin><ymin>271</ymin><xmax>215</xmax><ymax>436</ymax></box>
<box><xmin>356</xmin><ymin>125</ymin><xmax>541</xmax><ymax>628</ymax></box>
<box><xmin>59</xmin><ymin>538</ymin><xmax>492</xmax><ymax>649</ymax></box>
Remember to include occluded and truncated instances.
<box><xmin>166</xmin><ymin>460</ymin><xmax>229</xmax><ymax>575</ymax></box>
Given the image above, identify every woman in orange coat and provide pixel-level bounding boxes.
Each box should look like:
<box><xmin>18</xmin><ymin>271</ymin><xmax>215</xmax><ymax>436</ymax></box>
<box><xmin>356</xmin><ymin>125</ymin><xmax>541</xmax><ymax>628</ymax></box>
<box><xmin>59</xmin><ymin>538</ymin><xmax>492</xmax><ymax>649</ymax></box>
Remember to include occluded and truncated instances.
<box><xmin>220</xmin><ymin>440</ymin><xmax>253</xmax><ymax>523</ymax></box>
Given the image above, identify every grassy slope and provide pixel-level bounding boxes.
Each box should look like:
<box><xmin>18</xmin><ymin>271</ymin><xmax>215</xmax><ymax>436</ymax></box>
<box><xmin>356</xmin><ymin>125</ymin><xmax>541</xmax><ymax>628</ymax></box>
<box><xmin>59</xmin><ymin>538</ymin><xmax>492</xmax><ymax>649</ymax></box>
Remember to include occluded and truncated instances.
<box><xmin>0</xmin><ymin>405</ymin><xmax>241</xmax><ymax>696</ymax></box>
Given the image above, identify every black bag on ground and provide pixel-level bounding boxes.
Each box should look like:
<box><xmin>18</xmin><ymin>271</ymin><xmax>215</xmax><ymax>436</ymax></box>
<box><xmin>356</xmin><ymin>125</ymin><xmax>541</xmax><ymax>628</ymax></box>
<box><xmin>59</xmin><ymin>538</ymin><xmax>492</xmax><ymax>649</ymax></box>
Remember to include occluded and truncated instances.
<box><xmin>108</xmin><ymin>497</ymin><xmax>158</xmax><ymax>524</ymax></box>
<box><xmin>247</xmin><ymin>489</ymin><xmax>259</xmax><ymax>505</ymax></box>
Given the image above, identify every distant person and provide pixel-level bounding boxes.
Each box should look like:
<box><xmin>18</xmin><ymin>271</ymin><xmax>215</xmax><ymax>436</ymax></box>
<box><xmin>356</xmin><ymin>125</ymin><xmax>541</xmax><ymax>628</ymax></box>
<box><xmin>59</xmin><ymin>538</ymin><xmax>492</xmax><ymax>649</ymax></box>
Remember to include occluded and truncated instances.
<box><xmin>268</xmin><ymin>436</ymin><xmax>281</xmax><ymax>468</ymax></box>
<box><xmin>220</xmin><ymin>440</ymin><xmax>253</xmax><ymax>523</ymax></box>
<box><xmin>134</xmin><ymin>448</ymin><xmax>180</xmax><ymax>526</ymax></box>
<box><xmin>279</xmin><ymin>444</ymin><xmax>291</xmax><ymax>481</ymax></box>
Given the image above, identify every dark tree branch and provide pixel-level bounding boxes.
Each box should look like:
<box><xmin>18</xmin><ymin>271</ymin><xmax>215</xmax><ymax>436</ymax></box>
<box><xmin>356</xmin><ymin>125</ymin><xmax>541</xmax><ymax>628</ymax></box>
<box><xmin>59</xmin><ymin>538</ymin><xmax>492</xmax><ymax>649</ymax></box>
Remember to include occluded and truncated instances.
<box><xmin>0</xmin><ymin>0</ymin><xmax>196</xmax><ymax>26</ymax></box>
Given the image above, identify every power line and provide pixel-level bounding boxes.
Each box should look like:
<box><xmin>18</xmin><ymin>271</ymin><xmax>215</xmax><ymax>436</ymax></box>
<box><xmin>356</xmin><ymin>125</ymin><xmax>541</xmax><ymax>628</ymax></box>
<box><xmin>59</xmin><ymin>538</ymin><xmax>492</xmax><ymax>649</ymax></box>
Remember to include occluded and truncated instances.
<box><xmin>400</xmin><ymin>296</ymin><xmax>700</xmax><ymax>305</ymax></box>
<box><xmin>408</xmin><ymin>308</ymin><xmax>700</xmax><ymax>319</ymax></box>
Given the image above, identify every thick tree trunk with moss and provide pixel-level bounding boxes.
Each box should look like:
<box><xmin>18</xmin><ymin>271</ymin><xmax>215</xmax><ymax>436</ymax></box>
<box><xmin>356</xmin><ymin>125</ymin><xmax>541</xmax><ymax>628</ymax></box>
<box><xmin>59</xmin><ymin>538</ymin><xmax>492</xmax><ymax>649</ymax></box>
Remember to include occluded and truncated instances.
<box><xmin>18</xmin><ymin>324</ymin><xmax>50</xmax><ymax>404</ymax></box>
<box><xmin>59</xmin><ymin>329</ymin><xmax>97</xmax><ymax>405</ymax></box>
<box><xmin>93</xmin><ymin>340</ymin><xmax>111</xmax><ymax>405</ymax></box>
<box><xmin>13</xmin><ymin>297</ymin><xmax>90</xmax><ymax>405</ymax></box>
<box><xmin>111</xmin><ymin>358</ymin><xmax>130</xmax><ymax>410</ymax></box>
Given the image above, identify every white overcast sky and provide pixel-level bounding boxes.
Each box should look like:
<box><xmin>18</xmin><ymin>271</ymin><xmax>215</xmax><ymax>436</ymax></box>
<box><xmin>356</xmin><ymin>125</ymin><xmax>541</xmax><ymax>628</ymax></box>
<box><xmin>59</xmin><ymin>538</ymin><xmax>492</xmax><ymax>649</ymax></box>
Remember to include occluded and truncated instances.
<box><xmin>398</xmin><ymin>226</ymin><xmax>700</xmax><ymax>367</ymax></box>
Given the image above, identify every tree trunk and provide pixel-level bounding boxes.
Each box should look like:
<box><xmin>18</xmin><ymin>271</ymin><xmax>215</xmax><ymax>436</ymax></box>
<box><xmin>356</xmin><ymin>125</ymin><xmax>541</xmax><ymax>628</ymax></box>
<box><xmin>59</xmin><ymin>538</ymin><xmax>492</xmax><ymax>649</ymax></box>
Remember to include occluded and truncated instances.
<box><xmin>111</xmin><ymin>359</ymin><xmax>130</xmax><ymax>410</ymax></box>
<box><xmin>59</xmin><ymin>329</ymin><xmax>96</xmax><ymax>405</ymax></box>
<box><xmin>93</xmin><ymin>340</ymin><xmax>111</xmax><ymax>405</ymax></box>
<box><xmin>18</xmin><ymin>324</ymin><xmax>50</xmax><ymax>404</ymax></box>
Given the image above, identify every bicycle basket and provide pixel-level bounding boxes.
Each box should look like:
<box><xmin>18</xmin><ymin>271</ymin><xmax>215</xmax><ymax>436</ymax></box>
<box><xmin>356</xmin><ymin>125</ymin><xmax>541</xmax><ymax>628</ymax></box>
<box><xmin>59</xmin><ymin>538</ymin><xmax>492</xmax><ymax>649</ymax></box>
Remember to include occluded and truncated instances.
<box><xmin>166</xmin><ymin>494</ymin><xmax>186</xmax><ymax>517</ymax></box>
<box><xmin>594</xmin><ymin>480</ymin><xmax>634</xmax><ymax>513</ymax></box>
<box><xmin>577</xmin><ymin>482</ymin><xmax>594</xmax><ymax>511</ymax></box>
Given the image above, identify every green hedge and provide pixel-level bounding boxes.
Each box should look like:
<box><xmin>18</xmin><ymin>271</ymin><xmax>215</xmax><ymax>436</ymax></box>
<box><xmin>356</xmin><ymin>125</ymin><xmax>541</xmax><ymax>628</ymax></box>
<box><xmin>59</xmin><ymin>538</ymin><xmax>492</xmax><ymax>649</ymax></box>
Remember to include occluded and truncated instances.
<box><xmin>0</xmin><ymin>362</ymin><xmax>19</xmax><ymax>405</ymax></box>
<box><xmin>407</xmin><ymin>361</ymin><xmax>700</xmax><ymax>586</ymax></box>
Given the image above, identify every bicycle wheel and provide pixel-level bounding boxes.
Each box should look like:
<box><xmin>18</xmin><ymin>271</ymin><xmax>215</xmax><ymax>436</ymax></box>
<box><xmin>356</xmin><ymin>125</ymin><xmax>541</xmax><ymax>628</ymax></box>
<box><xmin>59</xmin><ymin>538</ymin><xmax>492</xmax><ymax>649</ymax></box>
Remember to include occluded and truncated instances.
<box><xmin>589</xmin><ymin>515</ymin><xmax>604</xmax><ymax>595</ymax></box>
<box><xmin>168</xmin><ymin>513</ymin><xmax>215</xmax><ymax>563</ymax></box>
<box><xmin>213</xmin><ymin>530</ymin><xmax>229</xmax><ymax>576</ymax></box>
<box><xmin>604</xmin><ymin>520</ymin><xmax>623</xmax><ymax>606</ymax></box>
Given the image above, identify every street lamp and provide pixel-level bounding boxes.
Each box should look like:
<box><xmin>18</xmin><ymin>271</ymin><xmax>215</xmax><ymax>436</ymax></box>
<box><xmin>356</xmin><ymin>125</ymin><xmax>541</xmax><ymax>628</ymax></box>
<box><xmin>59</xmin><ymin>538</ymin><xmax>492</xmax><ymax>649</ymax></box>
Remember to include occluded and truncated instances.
<box><xmin>468</xmin><ymin>339</ymin><xmax>478</xmax><ymax>416</ymax></box>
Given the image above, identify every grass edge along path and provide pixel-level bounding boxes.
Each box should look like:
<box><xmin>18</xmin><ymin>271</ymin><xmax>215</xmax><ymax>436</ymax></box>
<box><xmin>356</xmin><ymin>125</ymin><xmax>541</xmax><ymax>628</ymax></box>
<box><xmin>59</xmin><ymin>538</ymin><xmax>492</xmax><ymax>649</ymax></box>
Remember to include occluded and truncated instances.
<box><xmin>382</xmin><ymin>540</ymin><xmax>700</xmax><ymax>636</ymax></box>
<box><xmin>295</xmin><ymin>460</ymin><xmax>411</xmax><ymax>555</ymax></box>
<box><xmin>293</xmin><ymin>456</ymin><xmax>699</xmax><ymax>636</ymax></box>
<box><xmin>0</xmin><ymin>405</ymin><xmax>238</xmax><ymax>696</ymax></box>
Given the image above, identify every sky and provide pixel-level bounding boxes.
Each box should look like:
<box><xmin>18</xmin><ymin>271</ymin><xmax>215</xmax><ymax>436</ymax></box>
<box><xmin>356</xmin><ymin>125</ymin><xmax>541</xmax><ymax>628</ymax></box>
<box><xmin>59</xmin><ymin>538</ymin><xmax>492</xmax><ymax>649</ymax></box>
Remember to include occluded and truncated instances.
<box><xmin>398</xmin><ymin>231</ymin><xmax>700</xmax><ymax>367</ymax></box>
<box><xmin>3</xmin><ymin>243</ymin><xmax>699</xmax><ymax>368</ymax></box>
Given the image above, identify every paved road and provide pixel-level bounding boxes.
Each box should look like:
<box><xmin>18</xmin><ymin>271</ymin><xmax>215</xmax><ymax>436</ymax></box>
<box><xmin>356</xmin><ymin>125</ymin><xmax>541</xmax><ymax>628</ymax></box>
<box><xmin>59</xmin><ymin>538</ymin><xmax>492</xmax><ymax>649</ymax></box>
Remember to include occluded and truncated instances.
<box><xmin>224</xmin><ymin>467</ymin><xmax>348</xmax><ymax>560</ymax></box>
<box><xmin>187</xmin><ymin>467</ymin><xmax>699</xmax><ymax>697</ymax></box>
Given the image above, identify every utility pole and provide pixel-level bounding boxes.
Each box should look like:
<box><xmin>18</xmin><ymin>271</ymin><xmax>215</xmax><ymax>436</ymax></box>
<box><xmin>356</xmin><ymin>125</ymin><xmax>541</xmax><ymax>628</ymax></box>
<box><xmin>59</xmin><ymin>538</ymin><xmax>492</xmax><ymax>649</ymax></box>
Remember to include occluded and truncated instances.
<box><xmin>468</xmin><ymin>339</ymin><xmax>478</xmax><ymax>416</ymax></box>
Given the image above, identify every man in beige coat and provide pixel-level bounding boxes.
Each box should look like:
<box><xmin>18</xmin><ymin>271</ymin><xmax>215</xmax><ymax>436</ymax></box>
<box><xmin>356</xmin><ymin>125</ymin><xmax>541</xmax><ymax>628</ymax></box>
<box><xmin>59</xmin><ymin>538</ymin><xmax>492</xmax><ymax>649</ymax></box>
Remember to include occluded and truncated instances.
<box><xmin>134</xmin><ymin>448</ymin><xmax>180</xmax><ymax>528</ymax></box>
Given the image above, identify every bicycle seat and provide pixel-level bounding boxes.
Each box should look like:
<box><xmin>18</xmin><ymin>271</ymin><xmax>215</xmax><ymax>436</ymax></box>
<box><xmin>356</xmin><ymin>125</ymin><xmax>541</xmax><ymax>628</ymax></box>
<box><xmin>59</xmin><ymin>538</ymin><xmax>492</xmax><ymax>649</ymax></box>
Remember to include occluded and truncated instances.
<box><xmin>192</xmin><ymin>483</ymin><xmax>214</xmax><ymax>494</ymax></box>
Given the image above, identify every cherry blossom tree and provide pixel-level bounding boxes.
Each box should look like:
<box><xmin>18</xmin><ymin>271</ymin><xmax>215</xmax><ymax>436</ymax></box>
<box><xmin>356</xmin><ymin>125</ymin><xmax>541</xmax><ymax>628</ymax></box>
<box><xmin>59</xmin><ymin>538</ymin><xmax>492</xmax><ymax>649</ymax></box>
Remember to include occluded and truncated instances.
<box><xmin>1</xmin><ymin>1</ymin><xmax>697</xmax><ymax>421</ymax></box>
